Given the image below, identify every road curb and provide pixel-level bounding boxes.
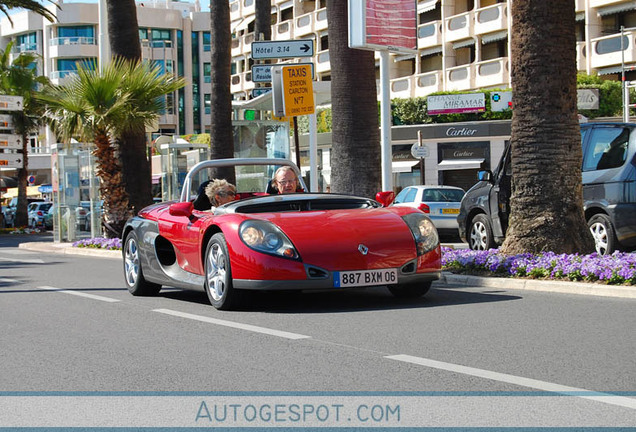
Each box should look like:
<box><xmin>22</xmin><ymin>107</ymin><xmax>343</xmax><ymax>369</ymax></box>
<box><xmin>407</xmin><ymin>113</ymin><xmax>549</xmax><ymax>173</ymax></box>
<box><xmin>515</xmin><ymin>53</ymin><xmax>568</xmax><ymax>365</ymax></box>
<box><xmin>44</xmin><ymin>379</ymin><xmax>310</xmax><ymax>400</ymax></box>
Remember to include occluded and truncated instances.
<box><xmin>438</xmin><ymin>272</ymin><xmax>636</xmax><ymax>299</ymax></box>
<box><xmin>18</xmin><ymin>242</ymin><xmax>121</xmax><ymax>260</ymax></box>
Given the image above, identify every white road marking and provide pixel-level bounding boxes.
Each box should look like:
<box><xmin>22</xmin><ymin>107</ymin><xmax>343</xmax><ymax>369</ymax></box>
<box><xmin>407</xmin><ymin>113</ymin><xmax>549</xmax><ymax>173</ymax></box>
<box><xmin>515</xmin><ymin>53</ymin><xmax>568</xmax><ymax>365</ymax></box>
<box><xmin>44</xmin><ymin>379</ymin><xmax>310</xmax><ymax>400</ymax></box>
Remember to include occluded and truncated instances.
<box><xmin>153</xmin><ymin>308</ymin><xmax>311</xmax><ymax>340</ymax></box>
<box><xmin>386</xmin><ymin>354</ymin><xmax>636</xmax><ymax>410</ymax></box>
<box><xmin>0</xmin><ymin>257</ymin><xmax>45</xmax><ymax>264</ymax></box>
<box><xmin>38</xmin><ymin>286</ymin><xmax>120</xmax><ymax>303</ymax></box>
<box><xmin>0</xmin><ymin>278</ymin><xmax>19</xmax><ymax>283</ymax></box>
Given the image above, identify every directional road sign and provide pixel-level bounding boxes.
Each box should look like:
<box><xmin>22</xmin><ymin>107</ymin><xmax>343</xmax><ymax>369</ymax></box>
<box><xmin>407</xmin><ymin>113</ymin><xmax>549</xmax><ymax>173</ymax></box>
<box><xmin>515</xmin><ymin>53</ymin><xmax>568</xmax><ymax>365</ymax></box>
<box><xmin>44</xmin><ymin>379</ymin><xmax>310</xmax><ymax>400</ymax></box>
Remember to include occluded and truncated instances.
<box><xmin>251</xmin><ymin>87</ymin><xmax>272</xmax><ymax>98</ymax></box>
<box><xmin>0</xmin><ymin>134</ymin><xmax>22</xmax><ymax>150</ymax></box>
<box><xmin>251</xmin><ymin>39</ymin><xmax>314</xmax><ymax>60</ymax></box>
<box><xmin>0</xmin><ymin>152</ymin><xmax>23</xmax><ymax>169</ymax></box>
<box><xmin>272</xmin><ymin>64</ymin><xmax>315</xmax><ymax>117</ymax></box>
<box><xmin>0</xmin><ymin>114</ymin><xmax>13</xmax><ymax>129</ymax></box>
<box><xmin>0</xmin><ymin>95</ymin><xmax>24</xmax><ymax>111</ymax></box>
<box><xmin>252</xmin><ymin>62</ymin><xmax>315</xmax><ymax>83</ymax></box>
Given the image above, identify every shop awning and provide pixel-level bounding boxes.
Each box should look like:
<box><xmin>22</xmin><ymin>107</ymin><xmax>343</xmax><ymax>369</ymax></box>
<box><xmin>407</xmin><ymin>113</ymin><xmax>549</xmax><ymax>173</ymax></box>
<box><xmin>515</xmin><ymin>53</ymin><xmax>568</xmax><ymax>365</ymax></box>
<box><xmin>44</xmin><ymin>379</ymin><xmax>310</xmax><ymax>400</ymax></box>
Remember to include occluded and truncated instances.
<box><xmin>452</xmin><ymin>38</ymin><xmax>476</xmax><ymax>50</ymax></box>
<box><xmin>38</xmin><ymin>184</ymin><xmax>52</xmax><ymax>194</ymax></box>
<box><xmin>598</xmin><ymin>1</ymin><xmax>636</xmax><ymax>16</ymax></box>
<box><xmin>231</xmin><ymin>16</ymin><xmax>255</xmax><ymax>33</ymax></box>
<box><xmin>481</xmin><ymin>31</ymin><xmax>508</xmax><ymax>44</ymax></box>
<box><xmin>1</xmin><ymin>186</ymin><xmax>42</xmax><ymax>198</ymax></box>
<box><xmin>392</xmin><ymin>161</ymin><xmax>420</xmax><ymax>173</ymax></box>
<box><xmin>437</xmin><ymin>159</ymin><xmax>484</xmax><ymax>171</ymax></box>
<box><xmin>597</xmin><ymin>65</ymin><xmax>622</xmax><ymax>75</ymax></box>
<box><xmin>418</xmin><ymin>0</ymin><xmax>437</xmax><ymax>14</ymax></box>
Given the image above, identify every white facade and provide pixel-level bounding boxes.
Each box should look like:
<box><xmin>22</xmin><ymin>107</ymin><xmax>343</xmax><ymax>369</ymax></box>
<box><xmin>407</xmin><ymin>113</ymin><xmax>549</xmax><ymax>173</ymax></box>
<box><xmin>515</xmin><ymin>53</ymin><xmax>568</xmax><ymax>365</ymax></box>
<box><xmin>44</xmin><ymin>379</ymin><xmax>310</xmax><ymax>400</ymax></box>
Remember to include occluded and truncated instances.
<box><xmin>2</xmin><ymin>0</ymin><xmax>636</xmax><ymax>185</ymax></box>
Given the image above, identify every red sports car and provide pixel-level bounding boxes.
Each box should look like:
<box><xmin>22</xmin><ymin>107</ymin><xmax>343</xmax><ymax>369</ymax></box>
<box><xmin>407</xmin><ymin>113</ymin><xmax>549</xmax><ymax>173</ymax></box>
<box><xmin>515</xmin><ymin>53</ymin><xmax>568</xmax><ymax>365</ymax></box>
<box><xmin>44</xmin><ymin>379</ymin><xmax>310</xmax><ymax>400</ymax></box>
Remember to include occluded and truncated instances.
<box><xmin>122</xmin><ymin>158</ymin><xmax>441</xmax><ymax>310</ymax></box>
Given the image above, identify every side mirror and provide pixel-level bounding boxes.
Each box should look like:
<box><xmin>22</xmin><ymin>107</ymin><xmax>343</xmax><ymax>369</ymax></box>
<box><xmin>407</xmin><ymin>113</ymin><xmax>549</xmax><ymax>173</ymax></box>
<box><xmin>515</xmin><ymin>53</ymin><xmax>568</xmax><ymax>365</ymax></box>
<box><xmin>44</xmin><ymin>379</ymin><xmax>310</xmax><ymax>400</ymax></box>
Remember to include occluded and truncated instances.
<box><xmin>478</xmin><ymin>170</ymin><xmax>493</xmax><ymax>182</ymax></box>
<box><xmin>169</xmin><ymin>201</ymin><xmax>194</xmax><ymax>217</ymax></box>
<box><xmin>375</xmin><ymin>191</ymin><xmax>395</xmax><ymax>207</ymax></box>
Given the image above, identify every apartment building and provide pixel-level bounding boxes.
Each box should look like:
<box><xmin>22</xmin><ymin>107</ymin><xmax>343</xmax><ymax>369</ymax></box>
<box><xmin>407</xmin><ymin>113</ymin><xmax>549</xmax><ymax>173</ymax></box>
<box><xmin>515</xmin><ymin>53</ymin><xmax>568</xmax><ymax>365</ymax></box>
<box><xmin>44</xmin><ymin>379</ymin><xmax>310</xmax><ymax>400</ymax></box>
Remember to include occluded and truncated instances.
<box><xmin>1</xmin><ymin>0</ymin><xmax>636</xmax><ymax>189</ymax></box>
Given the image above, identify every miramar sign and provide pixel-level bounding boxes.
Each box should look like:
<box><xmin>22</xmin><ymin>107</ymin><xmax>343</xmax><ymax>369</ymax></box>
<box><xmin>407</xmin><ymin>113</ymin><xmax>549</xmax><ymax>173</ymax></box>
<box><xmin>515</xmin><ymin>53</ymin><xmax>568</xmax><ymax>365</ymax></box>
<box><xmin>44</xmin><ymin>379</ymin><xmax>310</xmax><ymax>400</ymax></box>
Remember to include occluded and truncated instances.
<box><xmin>427</xmin><ymin>93</ymin><xmax>485</xmax><ymax>115</ymax></box>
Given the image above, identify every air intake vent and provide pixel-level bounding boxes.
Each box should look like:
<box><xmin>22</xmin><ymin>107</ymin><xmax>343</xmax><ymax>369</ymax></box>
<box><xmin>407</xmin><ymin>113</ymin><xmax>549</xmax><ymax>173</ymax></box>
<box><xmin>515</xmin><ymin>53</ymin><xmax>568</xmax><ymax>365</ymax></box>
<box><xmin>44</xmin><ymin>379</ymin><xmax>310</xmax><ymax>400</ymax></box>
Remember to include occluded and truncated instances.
<box><xmin>306</xmin><ymin>266</ymin><xmax>329</xmax><ymax>279</ymax></box>
<box><xmin>400</xmin><ymin>261</ymin><xmax>416</xmax><ymax>274</ymax></box>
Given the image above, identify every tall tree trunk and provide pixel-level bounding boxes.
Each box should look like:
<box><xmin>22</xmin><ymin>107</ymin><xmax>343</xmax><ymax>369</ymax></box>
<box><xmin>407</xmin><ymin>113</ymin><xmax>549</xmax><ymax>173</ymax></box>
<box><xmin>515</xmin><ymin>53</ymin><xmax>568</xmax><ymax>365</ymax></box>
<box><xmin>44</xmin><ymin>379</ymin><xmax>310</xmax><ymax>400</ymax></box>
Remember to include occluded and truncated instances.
<box><xmin>501</xmin><ymin>0</ymin><xmax>594</xmax><ymax>254</ymax></box>
<box><xmin>14</xmin><ymin>128</ymin><xmax>28</xmax><ymax>227</ymax></box>
<box><xmin>209</xmin><ymin>0</ymin><xmax>235</xmax><ymax>183</ymax></box>
<box><xmin>93</xmin><ymin>131</ymin><xmax>130</xmax><ymax>238</ymax></box>
<box><xmin>254</xmin><ymin>0</ymin><xmax>272</xmax><ymax>41</ymax></box>
<box><xmin>106</xmin><ymin>0</ymin><xmax>153</xmax><ymax>214</ymax></box>
<box><xmin>326</xmin><ymin>0</ymin><xmax>380</xmax><ymax>198</ymax></box>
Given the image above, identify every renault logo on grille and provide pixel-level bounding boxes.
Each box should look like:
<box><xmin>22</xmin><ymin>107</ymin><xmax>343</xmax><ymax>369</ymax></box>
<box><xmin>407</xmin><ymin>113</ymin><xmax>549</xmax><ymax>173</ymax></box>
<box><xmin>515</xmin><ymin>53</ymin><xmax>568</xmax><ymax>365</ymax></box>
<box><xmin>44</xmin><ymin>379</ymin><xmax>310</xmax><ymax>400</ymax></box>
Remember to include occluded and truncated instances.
<box><xmin>358</xmin><ymin>244</ymin><xmax>369</xmax><ymax>255</ymax></box>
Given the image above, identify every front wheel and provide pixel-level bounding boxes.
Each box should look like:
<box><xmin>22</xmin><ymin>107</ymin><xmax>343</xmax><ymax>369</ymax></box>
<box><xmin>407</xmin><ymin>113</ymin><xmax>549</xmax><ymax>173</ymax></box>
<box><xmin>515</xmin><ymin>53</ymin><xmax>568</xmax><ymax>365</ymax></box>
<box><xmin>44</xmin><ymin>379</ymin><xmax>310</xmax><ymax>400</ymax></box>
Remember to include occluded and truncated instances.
<box><xmin>123</xmin><ymin>231</ymin><xmax>161</xmax><ymax>296</ymax></box>
<box><xmin>204</xmin><ymin>233</ymin><xmax>243</xmax><ymax>310</ymax></box>
<box><xmin>388</xmin><ymin>281</ymin><xmax>432</xmax><ymax>298</ymax></box>
<box><xmin>469</xmin><ymin>214</ymin><xmax>495</xmax><ymax>250</ymax></box>
<box><xmin>588</xmin><ymin>214</ymin><xmax>617</xmax><ymax>255</ymax></box>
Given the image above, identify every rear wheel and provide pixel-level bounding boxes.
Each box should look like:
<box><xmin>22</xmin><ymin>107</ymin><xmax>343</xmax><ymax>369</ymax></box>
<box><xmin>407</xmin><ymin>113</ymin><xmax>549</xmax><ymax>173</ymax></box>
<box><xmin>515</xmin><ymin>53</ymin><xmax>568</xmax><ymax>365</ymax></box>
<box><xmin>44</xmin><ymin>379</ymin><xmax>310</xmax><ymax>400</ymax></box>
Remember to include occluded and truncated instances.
<box><xmin>204</xmin><ymin>233</ymin><xmax>243</xmax><ymax>310</ymax></box>
<box><xmin>588</xmin><ymin>214</ymin><xmax>617</xmax><ymax>255</ymax></box>
<box><xmin>388</xmin><ymin>281</ymin><xmax>431</xmax><ymax>298</ymax></box>
<box><xmin>123</xmin><ymin>231</ymin><xmax>161</xmax><ymax>296</ymax></box>
<box><xmin>469</xmin><ymin>214</ymin><xmax>495</xmax><ymax>250</ymax></box>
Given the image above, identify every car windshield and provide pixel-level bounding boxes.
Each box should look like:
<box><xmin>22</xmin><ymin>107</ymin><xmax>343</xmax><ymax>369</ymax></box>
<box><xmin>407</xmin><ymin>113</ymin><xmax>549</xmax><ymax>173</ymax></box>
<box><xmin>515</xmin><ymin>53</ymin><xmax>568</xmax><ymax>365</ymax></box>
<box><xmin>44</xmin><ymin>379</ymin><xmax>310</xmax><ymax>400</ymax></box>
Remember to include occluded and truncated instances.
<box><xmin>422</xmin><ymin>189</ymin><xmax>465</xmax><ymax>203</ymax></box>
<box><xmin>40</xmin><ymin>203</ymin><xmax>53</xmax><ymax>212</ymax></box>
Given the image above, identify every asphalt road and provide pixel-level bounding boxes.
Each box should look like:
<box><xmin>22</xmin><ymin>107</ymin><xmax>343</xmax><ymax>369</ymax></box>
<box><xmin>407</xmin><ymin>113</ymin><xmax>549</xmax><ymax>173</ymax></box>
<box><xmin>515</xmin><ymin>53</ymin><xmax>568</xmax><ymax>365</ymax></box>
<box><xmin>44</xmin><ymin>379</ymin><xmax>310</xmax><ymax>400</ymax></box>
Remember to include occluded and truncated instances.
<box><xmin>1</xmin><ymin>233</ymin><xmax>635</xmax><ymax>428</ymax></box>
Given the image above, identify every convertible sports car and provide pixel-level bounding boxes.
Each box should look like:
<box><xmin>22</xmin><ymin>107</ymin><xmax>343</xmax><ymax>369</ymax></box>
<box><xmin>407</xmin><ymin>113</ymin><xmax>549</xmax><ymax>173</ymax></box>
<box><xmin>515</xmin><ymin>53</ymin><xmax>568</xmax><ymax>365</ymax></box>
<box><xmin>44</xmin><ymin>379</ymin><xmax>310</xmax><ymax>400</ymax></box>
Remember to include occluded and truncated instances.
<box><xmin>122</xmin><ymin>158</ymin><xmax>441</xmax><ymax>310</ymax></box>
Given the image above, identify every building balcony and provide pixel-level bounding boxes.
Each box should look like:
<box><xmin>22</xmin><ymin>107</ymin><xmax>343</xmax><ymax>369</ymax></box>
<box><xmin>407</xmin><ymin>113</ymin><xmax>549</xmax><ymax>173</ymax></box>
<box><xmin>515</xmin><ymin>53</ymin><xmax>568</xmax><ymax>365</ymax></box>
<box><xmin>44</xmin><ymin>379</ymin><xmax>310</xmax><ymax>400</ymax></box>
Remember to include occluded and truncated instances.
<box><xmin>474</xmin><ymin>3</ymin><xmax>508</xmax><ymax>37</ymax></box>
<box><xmin>445</xmin><ymin>11</ymin><xmax>474</xmax><ymax>43</ymax></box>
<box><xmin>274</xmin><ymin>21</ymin><xmax>292</xmax><ymax>40</ymax></box>
<box><xmin>48</xmin><ymin>37</ymin><xmax>98</xmax><ymax>58</ymax></box>
<box><xmin>418</xmin><ymin>20</ymin><xmax>442</xmax><ymax>49</ymax></box>
<box><xmin>414</xmin><ymin>71</ymin><xmax>444</xmax><ymax>97</ymax></box>
<box><xmin>231</xmin><ymin>37</ymin><xmax>243</xmax><ymax>57</ymax></box>
<box><xmin>230</xmin><ymin>71</ymin><xmax>255</xmax><ymax>95</ymax></box>
<box><xmin>474</xmin><ymin>57</ymin><xmax>509</xmax><ymax>89</ymax></box>
<box><xmin>241</xmin><ymin>0</ymin><xmax>255</xmax><ymax>17</ymax></box>
<box><xmin>446</xmin><ymin>63</ymin><xmax>475</xmax><ymax>91</ymax></box>
<box><xmin>577</xmin><ymin>41</ymin><xmax>587</xmax><ymax>71</ymax></box>
<box><xmin>49</xmin><ymin>70</ymin><xmax>77</xmax><ymax>85</ymax></box>
<box><xmin>229</xmin><ymin>0</ymin><xmax>241</xmax><ymax>21</ymax></box>
<box><xmin>315</xmin><ymin>8</ymin><xmax>328</xmax><ymax>32</ymax></box>
<box><xmin>158</xmin><ymin>113</ymin><xmax>178</xmax><ymax>126</ymax></box>
<box><xmin>294</xmin><ymin>11</ymin><xmax>315</xmax><ymax>37</ymax></box>
<box><xmin>575</xmin><ymin>0</ymin><xmax>585</xmax><ymax>12</ymax></box>
<box><xmin>590</xmin><ymin>31</ymin><xmax>636</xmax><ymax>69</ymax></box>
<box><xmin>390</xmin><ymin>76</ymin><xmax>414</xmax><ymax>99</ymax></box>
<box><xmin>242</xmin><ymin>33</ymin><xmax>255</xmax><ymax>56</ymax></box>
<box><xmin>316</xmin><ymin>49</ymin><xmax>330</xmax><ymax>74</ymax></box>
<box><xmin>12</xmin><ymin>42</ymin><xmax>39</xmax><ymax>54</ymax></box>
<box><xmin>589</xmin><ymin>0</ymin><xmax>625</xmax><ymax>8</ymax></box>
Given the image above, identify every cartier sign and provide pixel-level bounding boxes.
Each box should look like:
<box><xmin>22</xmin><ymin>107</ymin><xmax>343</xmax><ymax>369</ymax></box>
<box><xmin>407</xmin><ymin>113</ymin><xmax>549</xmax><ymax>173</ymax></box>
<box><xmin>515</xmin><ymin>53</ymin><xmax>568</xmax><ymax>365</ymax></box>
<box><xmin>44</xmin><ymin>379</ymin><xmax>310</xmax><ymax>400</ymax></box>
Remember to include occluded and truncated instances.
<box><xmin>446</xmin><ymin>127</ymin><xmax>478</xmax><ymax>137</ymax></box>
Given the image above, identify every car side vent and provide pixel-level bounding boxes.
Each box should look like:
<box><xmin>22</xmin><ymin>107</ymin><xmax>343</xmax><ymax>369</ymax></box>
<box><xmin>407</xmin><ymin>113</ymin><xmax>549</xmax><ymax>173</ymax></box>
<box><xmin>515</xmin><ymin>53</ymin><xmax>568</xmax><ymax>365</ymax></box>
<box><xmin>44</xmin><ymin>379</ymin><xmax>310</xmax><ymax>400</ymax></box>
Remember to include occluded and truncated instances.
<box><xmin>400</xmin><ymin>261</ymin><xmax>416</xmax><ymax>274</ymax></box>
<box><xmin>306</xmin><ymin>266</ymin><xmax>329</xmax><ymax>279</ymax></box>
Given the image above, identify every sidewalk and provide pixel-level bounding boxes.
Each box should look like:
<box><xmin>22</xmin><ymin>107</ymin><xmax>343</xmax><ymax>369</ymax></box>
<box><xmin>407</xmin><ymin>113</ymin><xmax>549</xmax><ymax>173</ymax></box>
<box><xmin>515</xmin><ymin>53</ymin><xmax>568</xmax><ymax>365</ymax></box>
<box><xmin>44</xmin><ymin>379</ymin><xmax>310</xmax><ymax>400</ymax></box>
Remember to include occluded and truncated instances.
<box><xmin>17</xmin><ymin>240</ymin><xmax>636</xmax><ymax>299</ymax></box>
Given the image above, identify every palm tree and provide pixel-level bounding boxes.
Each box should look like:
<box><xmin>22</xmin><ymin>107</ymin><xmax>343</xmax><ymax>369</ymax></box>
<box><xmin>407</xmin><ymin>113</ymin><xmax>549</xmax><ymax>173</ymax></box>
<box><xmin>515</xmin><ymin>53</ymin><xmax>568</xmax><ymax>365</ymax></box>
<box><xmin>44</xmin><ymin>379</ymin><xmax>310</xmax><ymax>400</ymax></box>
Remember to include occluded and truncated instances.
<box><xmin>0</xmin><ymin>0</ymin><xmax>56</xmax><ymax>25</ymax></box>
<box><xmin>500</xmin><ymin>0</ymin><xmax>594</xmax><ymax>255</ymax></box>
<box><xmin>325</xmin><ymin>0</ymin><xmax>381</xmax><ymax>198</ymax></box>
<box><xmin>0</xmin><ymin>41</ymin><xmax>49</xmax><ymax>227</ymax></box>
<box><xmin>105</xmin><ymin>0</ymin><xmax>153</xmax><ymax>213</ymax></box>
<box><xmin>39</xmin><ymin>59</ymin><xmax>185</xmax><ymax>238</ymax></box>
<box><xmin>209</xmin><ymin>0</ymin><xmax>235</xmax><ymax>183</ymax></box>
<box><xmin>254</xmin><ymin>0</ymin><xmax>271</xmax><ymax>42</ymax></box>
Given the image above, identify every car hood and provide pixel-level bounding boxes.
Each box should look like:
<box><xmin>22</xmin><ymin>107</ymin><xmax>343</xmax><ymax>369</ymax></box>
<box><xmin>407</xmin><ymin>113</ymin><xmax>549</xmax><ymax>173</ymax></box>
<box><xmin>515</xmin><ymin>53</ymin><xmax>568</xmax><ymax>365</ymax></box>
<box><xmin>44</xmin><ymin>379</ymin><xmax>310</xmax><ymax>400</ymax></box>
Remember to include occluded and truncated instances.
<box><xmin>250</xmin><ymin>208</ymin><xmax>420</xmax><ymax>270</ymax></box>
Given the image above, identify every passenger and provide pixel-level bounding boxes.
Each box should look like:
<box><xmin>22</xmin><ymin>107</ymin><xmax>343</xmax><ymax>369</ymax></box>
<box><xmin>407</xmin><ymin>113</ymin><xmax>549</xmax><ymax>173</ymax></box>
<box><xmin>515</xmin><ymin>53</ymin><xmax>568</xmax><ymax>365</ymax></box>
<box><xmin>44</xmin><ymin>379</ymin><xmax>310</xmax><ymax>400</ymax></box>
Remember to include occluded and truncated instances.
<box><xmin>204</xmin><ymin>179</ymin><xmax>237</xmax><ymax>210</ymax></box>
<box><xmin>272</xmin><ymin>166</ymin><xmax>301</xmax><ymax>194</ymax></box>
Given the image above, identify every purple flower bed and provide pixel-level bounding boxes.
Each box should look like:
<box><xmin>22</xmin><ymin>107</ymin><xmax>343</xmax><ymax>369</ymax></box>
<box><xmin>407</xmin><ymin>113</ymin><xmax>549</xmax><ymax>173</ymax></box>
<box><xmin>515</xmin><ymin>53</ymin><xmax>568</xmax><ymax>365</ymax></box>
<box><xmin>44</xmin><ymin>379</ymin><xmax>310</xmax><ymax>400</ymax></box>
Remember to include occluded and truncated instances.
<box><xmin>72</xmin><ymin>237</ymin><xmax>122</xmax><ymax>250</ymax></box>
<box><xmin>442</xmin><ymin>247</ymin><xmax>636</xmax><ymax>285</ymax></box>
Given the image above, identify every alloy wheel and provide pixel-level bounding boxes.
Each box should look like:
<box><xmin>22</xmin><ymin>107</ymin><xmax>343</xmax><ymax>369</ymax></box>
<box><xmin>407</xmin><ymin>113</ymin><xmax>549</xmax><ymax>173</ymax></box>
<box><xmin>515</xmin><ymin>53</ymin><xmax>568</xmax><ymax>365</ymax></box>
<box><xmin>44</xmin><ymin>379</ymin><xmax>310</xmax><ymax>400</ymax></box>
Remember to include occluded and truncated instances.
<box><xmin>124</xmin><ymin>237</ymin><xmax>140</xmax><ymax>287</ymax></box>
<box><xmin>470</xmin><ymin>221</ymin><xmax>488</xmax><ymax>250</ymax></box>
<box><xmin>206</xmin><ymin>243</ymin><xmax>227</xmax><ymax>302</ymax></box>
<box><xmin>589</xmin><ymin>222</ymin><xmax>608</xmax><ymax>255</ymax></box>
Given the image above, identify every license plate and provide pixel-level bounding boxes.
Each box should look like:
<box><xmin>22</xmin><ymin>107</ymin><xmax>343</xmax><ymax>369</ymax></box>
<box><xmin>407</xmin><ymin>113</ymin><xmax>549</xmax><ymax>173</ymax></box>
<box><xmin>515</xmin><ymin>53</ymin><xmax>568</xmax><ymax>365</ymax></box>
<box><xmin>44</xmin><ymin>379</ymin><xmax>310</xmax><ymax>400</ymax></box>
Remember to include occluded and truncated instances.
<box><xmin>441</xmin><ymin>208</ymin><xmax>460</xmax><ymax>214</ymax></box>
<box><xmin>334</xmin><ymin>268</ymin><xmax>398</xmax><ymax>288</ymax></box>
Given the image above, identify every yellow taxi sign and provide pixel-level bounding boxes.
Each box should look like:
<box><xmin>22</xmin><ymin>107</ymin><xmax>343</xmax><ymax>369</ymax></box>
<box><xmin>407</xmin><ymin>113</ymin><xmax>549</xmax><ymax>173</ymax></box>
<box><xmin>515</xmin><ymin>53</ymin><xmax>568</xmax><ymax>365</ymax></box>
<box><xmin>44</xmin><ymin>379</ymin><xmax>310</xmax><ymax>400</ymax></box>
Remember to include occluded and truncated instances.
<box><xmin>280</xmin><ymin>64</ymin><xmax>314</xmax><ymax>117</ymax></box>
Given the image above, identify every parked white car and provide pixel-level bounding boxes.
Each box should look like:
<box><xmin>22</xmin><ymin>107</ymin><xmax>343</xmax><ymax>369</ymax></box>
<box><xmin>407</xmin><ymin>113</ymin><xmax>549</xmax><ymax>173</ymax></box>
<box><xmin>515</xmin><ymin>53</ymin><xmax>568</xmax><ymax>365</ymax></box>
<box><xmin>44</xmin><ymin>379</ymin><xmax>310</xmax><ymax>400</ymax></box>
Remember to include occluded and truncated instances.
<box><xmin>391</xmin><ymin>185</ymin><xmax>465</xmax><ymax>239</ymax></box>
<box><xmin>27</xmin><ymin>201</ymin><xmax>53</xmax><ymax>229</ymax></box>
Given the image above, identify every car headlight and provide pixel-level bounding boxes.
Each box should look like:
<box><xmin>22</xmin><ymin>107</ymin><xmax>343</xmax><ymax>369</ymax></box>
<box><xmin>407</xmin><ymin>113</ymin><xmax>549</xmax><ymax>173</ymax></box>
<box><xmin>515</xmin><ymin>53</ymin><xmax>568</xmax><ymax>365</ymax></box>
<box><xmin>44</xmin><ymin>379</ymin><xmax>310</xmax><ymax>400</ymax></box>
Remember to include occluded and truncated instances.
<box><xmin>401</xmin><ymin>212</ymin><xmax>439</xmax><ymax>255</ymax></box>
<box><xmin>239</xmin><ymin>220</ymin><xmax>300</xmax><ymax>260</ymax></box>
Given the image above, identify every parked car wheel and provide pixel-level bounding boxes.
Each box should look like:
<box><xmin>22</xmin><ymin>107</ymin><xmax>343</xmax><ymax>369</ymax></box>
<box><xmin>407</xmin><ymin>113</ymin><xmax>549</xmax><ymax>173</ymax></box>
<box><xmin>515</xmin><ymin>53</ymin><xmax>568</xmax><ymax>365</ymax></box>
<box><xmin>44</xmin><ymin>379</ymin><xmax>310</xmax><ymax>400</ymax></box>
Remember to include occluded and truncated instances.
<box><xmin>388</xmin><ymin>281</ymin><xmax>431</xmax><ymax>298</ymax></box>
<box><xmin>30</xmin><ymin>219</ymin><xmax>37</xmax><ymax>229</ymax></box>
<box><xmin>204</xmin><ymin>233</ymin><xmax>243</xmax><ymax>310</ymax></box>
<box><xmin>588</xmin><ymin>214</ymin><xmax>616</xmax><ymax>255</ymax></box>
<box><xmin>123</xmin><ymin>232</ymin><xmax>161</xmax><ymax>296</ymax></box>
<box><xmin>469</xmin><ymin>214</ymin><xmax>495</xmax><ymax>250</ymax></box>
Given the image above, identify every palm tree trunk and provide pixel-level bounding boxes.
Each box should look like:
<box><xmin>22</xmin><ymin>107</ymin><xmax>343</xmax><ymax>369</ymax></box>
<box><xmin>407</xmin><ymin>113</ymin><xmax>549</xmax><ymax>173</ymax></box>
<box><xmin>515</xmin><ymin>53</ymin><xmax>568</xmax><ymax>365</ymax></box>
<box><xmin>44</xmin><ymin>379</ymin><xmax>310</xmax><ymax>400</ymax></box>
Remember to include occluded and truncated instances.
<box><xmin>209</xmin><ymin>0</ymin><xmax>235</xmax><ymax>183</ymax></box>
<box><xmin>501</xmin><ymin>0</ymin><xmax>594</xmax><ymax>254</ymax></box>
<box><xmin>14</xmin><ymin>128</ymin><xmax>29</xmax><ymax>227</ymax></box>
<box><xmin>326</xmin><ymin>0</ymin><xmax>381</xmax><ymax>198</ymax></box>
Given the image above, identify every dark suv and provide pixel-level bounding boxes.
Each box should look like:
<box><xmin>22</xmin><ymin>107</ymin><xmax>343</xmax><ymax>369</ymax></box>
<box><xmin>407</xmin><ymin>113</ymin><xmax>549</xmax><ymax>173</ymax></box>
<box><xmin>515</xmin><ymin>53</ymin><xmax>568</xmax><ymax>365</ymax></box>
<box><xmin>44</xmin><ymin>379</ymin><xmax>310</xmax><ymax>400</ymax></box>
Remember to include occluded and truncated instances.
<box><xmin>458</xmin><ymin>122</ymin><xmax>636</xmax><ymax>255</ymax></box>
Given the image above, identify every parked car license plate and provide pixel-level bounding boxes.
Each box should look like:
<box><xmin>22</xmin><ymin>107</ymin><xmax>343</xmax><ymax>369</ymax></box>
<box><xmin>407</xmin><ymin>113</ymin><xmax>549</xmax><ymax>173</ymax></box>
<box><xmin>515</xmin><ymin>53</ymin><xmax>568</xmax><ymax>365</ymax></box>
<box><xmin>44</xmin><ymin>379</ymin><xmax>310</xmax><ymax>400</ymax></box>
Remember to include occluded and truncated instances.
<box><xmin>334</xmin><ymin>268</ymin><xmax>398</xmax><ymax>288</ymax></box>
<box><xmin>442</xmin><ymin>208</ymin><xmax>460</xmax><ymax>214</ymax></box>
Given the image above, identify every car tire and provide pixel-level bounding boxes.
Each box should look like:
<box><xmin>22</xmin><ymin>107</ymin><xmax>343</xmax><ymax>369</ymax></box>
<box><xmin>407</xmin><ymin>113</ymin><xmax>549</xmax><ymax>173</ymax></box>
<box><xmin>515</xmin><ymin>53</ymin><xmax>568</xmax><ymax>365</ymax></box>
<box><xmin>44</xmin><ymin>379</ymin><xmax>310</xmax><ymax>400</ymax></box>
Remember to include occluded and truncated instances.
<box><xmin>388</xmin><ymin>281</ymin><xmax>431</xmax><ymax>298</ymax></box>
<box><xmin>30</xmin><ymin>219</ymin><xmax>37</xmax><ymax>229</ymax></box>
<box><xmin>123</xmin><ymin>231</ymin><xmax>161</xmax><ymax>296</ymax></box>
<box><xmin>588</xmin><ymin>214</ymin><xmax>617</xmax><ymax>255</ymax></box>
<box><xmin>469</xmin><ymin>214</ymin><xmax>495</xmax><ymax>250</ymax></box>
<box><xmin>204</xmin><ymin>233</ymin><xmax>243</xmax><ymax>310</ymax></box>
